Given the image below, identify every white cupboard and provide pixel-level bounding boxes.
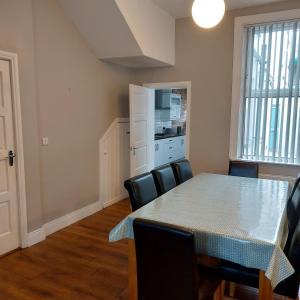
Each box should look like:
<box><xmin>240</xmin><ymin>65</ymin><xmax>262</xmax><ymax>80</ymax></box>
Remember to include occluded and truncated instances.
<box><xmin>154</xmin><ymin>136</ymin><xmax>185</xmax><ymax>167</ymax></box>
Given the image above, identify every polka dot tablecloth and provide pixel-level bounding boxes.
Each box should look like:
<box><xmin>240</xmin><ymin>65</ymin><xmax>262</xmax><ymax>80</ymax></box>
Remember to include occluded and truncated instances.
<box><xmin>109</xmin><ymin>173</ymin><xmax>294</xmax><ymax>288</ymax></box>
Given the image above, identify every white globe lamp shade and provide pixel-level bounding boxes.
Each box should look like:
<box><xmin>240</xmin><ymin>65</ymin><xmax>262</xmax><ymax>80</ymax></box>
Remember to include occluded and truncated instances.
<box><xmin>192</xmin><ymin>0</ymin><xmax>225</xmax><ymax>29</ymax></box>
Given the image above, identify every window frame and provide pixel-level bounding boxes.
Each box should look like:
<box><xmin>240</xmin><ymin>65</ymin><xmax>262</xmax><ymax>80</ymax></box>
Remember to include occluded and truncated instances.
<box><xmin>229</xmin><ymin>8</ymin><xmax>300</xmax><ymax>167</ymax></box>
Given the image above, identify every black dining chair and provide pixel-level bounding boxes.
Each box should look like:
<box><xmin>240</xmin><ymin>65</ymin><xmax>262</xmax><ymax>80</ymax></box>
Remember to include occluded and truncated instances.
<box><xmin>124</xmin><ymin>173</ymin><xmax>158</xmax><ymax>211</ymax></box>
<box><xmin>219</xmin><ymin>217</ymin><xmax>300</xmax><ymax>299</ymax></box>
<box><xmin>275</xmin><ymin>217</ymin><xmax>300</xmax><ymax>299</ymax></box>
<box><xmin>133</xmin><ymin>218</ymin><xmax>222</xmax><ymax>300</ymax></box>
<box><xmin>151</xmin><ymin>165</ymin><xmax>177</xmax><ymax>196</ymax></box>
<box><xmin>171</xmin><ymin>159</ymin><xmax>193</xmax><ymax>185</ymax></box>
<box><xmin>228</xmin><ymin>161</ymin><xmax>259</xmax><ymax>178</ymax></box>
<box><xmin>285</xmin><ymin>174</ymin><xmax>300</xmax><ymax>251</ymax></box>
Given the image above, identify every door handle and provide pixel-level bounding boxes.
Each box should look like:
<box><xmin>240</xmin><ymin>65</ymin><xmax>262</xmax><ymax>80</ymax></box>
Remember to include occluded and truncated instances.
<box><xmin>130</xmin><ymin>146</ymin><xmax>138</xmax><ymax>155</ymax></box>
<box><xmin>8</xmin><ymin>150</ymin><xmax>16</xmax><ymax>166</ymax></box>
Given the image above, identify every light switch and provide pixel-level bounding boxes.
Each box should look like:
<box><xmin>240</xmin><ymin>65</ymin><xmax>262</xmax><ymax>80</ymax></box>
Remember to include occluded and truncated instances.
<box><xmin>42</xmin><ymin>137</ymin><xmax>49</xmax><ymax>146</ymax></box>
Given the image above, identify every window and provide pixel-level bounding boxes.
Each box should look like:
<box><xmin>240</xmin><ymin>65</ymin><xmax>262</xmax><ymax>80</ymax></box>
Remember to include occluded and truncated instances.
<box><xmin>230</xmin><ymin>10</ymin><xmax>300</xmax><ymax>166</ymax></box>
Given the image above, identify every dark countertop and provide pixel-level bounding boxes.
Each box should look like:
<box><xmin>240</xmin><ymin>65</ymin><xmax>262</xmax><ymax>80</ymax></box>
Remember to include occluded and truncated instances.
<box><xmin>155</xmin><ymin>134</ymin><xmax>185</xmax><ymax>140</ymax></box>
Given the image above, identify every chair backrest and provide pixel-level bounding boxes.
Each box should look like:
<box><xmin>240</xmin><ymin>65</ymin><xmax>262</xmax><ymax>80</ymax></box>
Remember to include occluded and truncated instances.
<box><xmin>228</xmin><ymin>161</ymin><xmax>259</xmax><ymax>178</ymax></box>
<box><xmin>124</xmin><ymin>173</ymin><xmax>158</xmax><ymax>211</ymax></box>
<box><xmin>287</xmin><ymin>174</ymin><xmax>300</xmax><ymax>240</ymax></box>
<box><xmin>151</xmin><ymin>165</ymin><xmax>177</xmax><ymax>196</ymax></box>
<box><xmin>276</xmin><ymin>217</ymin><xmax>300</xmax><ymax>298</ymax></box>
<box><xmin>133</xmin><ymin>218</ymin><xmax>199</xmax><ymax>300</ymax></box>
<box><xmin>171</xmin><ymin>159</ymin><xmax>193</xmax><ymax>184</ymax></box>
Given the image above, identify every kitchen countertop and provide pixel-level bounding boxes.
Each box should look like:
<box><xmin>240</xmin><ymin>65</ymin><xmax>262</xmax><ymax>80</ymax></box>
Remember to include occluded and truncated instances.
<box><xmin>154</xmin><ymin>134</ymin><xmax>185</xmax><ymax>140</ymax></box>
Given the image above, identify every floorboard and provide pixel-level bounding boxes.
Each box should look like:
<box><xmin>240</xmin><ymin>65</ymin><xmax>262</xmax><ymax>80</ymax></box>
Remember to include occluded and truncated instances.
<box><xmin>0</xmin><ymin>199</ymin><xmax>292</xmax><ymax>299</ymax></box>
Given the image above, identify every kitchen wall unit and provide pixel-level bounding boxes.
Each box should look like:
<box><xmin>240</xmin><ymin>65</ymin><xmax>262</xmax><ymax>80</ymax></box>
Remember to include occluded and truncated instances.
<box><xmin>155</xmin><ymin>90</ymin><xmax>181</xmax><ymax>121</ymax></box>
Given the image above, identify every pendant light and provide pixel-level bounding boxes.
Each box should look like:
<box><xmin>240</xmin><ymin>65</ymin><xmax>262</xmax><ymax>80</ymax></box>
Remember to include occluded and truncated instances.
<box><xmin>192</xmin><ymin>0</ymin><xmax>225</xmax><ymax>29</ymax></box>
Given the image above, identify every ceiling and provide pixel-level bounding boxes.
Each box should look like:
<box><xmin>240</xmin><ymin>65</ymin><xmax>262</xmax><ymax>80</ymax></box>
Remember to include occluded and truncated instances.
<box><xmin>152</xmin><ymin>0</ymin><xmax>287</xmax><ymax>18</ymax></box>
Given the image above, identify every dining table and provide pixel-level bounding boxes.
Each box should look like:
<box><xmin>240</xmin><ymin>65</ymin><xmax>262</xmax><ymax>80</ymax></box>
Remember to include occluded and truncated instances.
<box><xmin>109</xmin><ymin>173</ymin><xmax>294</xmax><ymax>300</ymax></box>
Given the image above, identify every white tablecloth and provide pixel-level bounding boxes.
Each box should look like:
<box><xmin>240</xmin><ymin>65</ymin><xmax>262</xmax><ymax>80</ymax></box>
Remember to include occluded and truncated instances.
<box><xmin>109</xmin><ymin>173</ymin><xmax>294</xmax><ymax>288</ymax></box>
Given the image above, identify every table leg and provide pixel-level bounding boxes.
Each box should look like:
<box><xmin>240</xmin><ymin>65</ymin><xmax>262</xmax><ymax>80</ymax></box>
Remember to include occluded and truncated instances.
<box><xmin>128</xmin><ymin>239</ymin><xmax>137</xmax><ymax>300</ymax></box>
<box><xmin>259</xmin><ymin>271</ymin><xmax>273</xmax><ymax>300</ymax></box>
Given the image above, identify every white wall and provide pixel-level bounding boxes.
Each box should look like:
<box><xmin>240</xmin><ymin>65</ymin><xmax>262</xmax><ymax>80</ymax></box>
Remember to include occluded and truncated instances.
<box><xmin>116</xmin><ymin>0</ymin><xmax>175</xmax><ymax>66</ymax></box>
<box><xmin>58</xmin><ymin>0</ymin><xmax>143</xmax><ymax>60</ymax></box>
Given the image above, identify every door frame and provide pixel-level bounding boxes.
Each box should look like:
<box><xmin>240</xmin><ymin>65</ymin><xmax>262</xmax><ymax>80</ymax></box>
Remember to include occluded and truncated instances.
<box><xmin>0</xmin><ymin>50</ymin><xmax>28</xmax><ymax>248</ymax></box>
<box><xmin>143</xmin><ymin>81</ymin><xmax>192</xmax><ymax>160</ymax></box>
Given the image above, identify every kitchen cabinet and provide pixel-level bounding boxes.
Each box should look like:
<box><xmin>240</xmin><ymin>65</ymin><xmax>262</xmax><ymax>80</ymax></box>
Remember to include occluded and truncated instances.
<box><xmin>154</xmin><ymin>136</ymin><xmax>185</xmax><ymax>167</ymax></box>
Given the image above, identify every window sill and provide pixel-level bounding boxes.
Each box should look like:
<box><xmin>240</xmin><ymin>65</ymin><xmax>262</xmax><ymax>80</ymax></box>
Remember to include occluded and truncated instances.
<box><xmin>230</xmin><ymin>157</ymin><xmax>300</xmax><ymax>168</ymax></box>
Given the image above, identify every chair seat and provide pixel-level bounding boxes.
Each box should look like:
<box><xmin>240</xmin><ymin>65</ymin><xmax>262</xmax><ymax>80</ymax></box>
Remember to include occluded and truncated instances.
<box><xmin>219</xmin><ymin>260</ymin><xmax>300</xmax><ymax>299</ymax></box>
<box><xmin>219</xmin><ymin>260</ymin><xmax>259</xmax><ymax>288</ymax></box>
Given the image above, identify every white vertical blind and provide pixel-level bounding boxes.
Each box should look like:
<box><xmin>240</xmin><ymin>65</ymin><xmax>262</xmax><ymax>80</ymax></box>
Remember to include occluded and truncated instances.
<box><xmin>241</xmin><ymin>20</ymin><xmax>300</xmax><ymax>165</ymax></box>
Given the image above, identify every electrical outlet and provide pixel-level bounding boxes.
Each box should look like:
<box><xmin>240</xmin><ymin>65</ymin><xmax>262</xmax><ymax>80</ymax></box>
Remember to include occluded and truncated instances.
<box><xmin>42</xmin><ymin>137</ymin><xmax>49</xmax><ymax>146</ymax></box>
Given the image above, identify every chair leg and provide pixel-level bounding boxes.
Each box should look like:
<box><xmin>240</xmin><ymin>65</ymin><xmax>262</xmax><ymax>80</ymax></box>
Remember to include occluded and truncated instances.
<box><xmin>229</xmin><ymin>282</ymin><xmax>236</xmax><ymax>298</ymax></box>
<box><xmin>213</xmin><ymin>280</ymin><xmax>225</xmax><ymax>300</ymax></box>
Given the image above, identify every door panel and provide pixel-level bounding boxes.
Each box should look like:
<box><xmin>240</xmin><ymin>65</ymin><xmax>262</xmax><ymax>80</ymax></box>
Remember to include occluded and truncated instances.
<box><xmin>133</xmin><ymin>120</ymin><xmax>147</xmax><ymax>148</ymax></box>
<box><xmin>133</xmin><ymin>146</ymin><xmax>148</xmax><ymax>175</ymax></box>
<box><xmin>0</xmin><ymin>60</ymin><xmax>19</xmax><ymax>255</ymax></box>
<box><xmin>130</xmin><ymin>85</ymin><xmax>154</xmax><ymax>177</ymax></box>
<box><xmin>0</xmin><ymin>203</ymin><xmax>10</xmax><ymax>235</ymax></box>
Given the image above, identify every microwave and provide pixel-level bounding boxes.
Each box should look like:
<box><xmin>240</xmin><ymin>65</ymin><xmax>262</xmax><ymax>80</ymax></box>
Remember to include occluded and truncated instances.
<box><xmin>155</xmin><ymin>90</ymin><xmax>181</xmax><ymax>109</ymax></box>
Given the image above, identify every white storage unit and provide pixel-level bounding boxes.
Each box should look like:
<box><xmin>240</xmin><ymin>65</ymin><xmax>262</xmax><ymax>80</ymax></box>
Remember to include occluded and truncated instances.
<box><xmin>154</xmin><ymin>136</ymin><xmax>185</xmax><ymax>167</ymax></box>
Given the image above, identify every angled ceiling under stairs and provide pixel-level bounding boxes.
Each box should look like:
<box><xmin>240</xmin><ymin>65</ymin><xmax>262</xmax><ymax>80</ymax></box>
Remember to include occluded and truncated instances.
<box><xmin>58</xmin><ymin>0</ymin><xmax>175</xmax><ymax>68</ymax></box>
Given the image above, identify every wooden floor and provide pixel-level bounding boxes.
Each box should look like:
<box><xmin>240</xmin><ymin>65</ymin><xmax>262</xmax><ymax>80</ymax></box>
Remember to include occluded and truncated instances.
<box><xmin>0</xmin><ymin>199</ymin><xmax>287</xmax><ymax>299</ymax></box>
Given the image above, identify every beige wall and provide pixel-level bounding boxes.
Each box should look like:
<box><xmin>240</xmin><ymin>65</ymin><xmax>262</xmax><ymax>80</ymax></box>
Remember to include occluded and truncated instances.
<box><xmin>0</xmin><ymin>0</ymin><xmax>43</xmax><ymax>231</ymax></box>
<box><xmin>0</xmin><ymin>0</ymin><xmax>133</xmax><ymax>231</ymax></box>
<box><xmin>134</xmin><ymin>0</ymin><xmax>300</xmax><ymax>178</ymax></box>
<box><xmin>32</xmin><ymin>0</ymin><xmax>133</xmax><ymax>224</ymax></box>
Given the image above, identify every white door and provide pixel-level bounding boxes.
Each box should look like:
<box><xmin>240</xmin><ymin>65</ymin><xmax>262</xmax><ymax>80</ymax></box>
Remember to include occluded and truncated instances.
<box><xmin>0</xmin><ymin>60</ymin><xmax>19</xmax><ymax>255</ymax></box>
<box><xmin>129</xmin><ymin>84</ymin><xmax>154</xmax><ymax>177</ymax></box>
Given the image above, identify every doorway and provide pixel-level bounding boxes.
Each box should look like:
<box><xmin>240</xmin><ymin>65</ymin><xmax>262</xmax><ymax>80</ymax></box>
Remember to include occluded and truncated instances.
<box><xmin>0</xmin><ymin>52</ymin><xmax>27</xmax><ymax>254</ymax></box>
<box><xmin>129</xmin><ymin>81</ymin><xmax>191</xmax><ymax>177</ymax></box>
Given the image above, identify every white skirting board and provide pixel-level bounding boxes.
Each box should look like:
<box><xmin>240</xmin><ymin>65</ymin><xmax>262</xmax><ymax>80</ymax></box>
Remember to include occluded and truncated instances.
<box><xmin>44</xmin><ymin>200</ymin><xmax>103</xmax><ymax>236</ymax></box>
<box><xmin>103</xmin><ymin>193</ymin><xmax>128</xmax><ymax>208</ymax></box>
<box><xmin>26</xmin><ymin>228</ymin><xmax>46</xmax><ymax>247</ymax></box>
<box><xmin>26</xmin><ymin>200</ymin><xmax>103</xmax><ymax>247</ymax></box>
